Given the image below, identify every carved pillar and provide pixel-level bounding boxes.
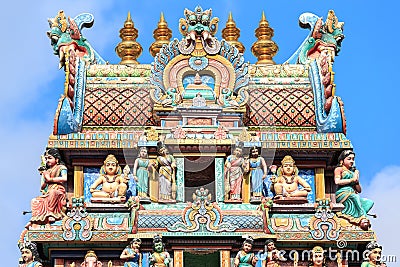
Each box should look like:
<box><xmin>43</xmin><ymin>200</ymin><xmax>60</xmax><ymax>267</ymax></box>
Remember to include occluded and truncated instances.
<box><xmin>176</xmin><ymin>157</ymin><xmax>185</xmax><ymax>202</ymax></box>
<box><xmin>242</xmin><ymin>172</ymin><xmax>250</xmax><ymax>203</ymax></box>
<box><xmin>220</xmin><ymin>250</ymin><xmax>231</xmax><ymax>267</ymax></box>
<box><xmin>74</xmin><ymin>166</ymin><xmax>84</xmax><ymax>198</ymax></box>
<box><xmin>149</xmin><ymin>158</ymin><xmax>159</xmax><ymax>202</ymax></box>
<box><xmin>215</xmin><ymin>157</ymin><xmax>225</xmax><ymax>202</ymax></box>
<box><xmin>315</xmin><ymin>168</ymin><xmax>325</xmax><ymax>199</ymax></box>
<box><xmin>174</xmin><ymin>249</ymin><xmax>183</xmax><ymax>267</ymax></box>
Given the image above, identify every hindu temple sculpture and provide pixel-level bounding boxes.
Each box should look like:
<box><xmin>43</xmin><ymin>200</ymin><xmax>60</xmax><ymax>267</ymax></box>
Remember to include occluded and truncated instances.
<box><xmin>361</xmin><ymin>241</ymin><xmax>386</xmax><ymax>267</ymax></box>
<box><xmin>18</xmin><ymin>241</ymin><xmax>43</xmax><ymax>267</ymax></box>
<box><xmin>309</xmin><ymin>246</ymin><xmax>326</xmax><ymax>267</ymax></box>
<box><xmin>27</xmin><ymin>148</ymin><xmax>68</xmax><ymax>228</ymax></box>
<box><xmin>334</xmin><ymin>150</ymin><xmax>374</xmax><ymax>228</ymax></box>
<box><xmin>234</xmin><ymin>236</ymin><xmax>258</xmax><ymax>267</ymax></box>
<box><xmin>257</xmin><ymin>239</ymin><xmax>283</xmax><ymax>267</ymax></box>
<box><xmin>224</xmin><ymin>143</ymin><xmax>248</xmax><ymax>202</ymax></box>
<box><xmin>270</xmin><ymin>155</ymin><xmax>311</xmax><ymax>203</ymax></box>
<box><xmin>149</xmin><ymin>235</ymin><xmax>172</xmax><ymax>267</ymax></box>
<box><xmin>132</xmin><ymin>147</ymin><xmax>153</xmax><ymax>203</ymax></box>
<box><xmin>120</xmin><ymin>238</ymin><xmax>142</xmax><ymax>267</ymax></box>
<box><xmin>90</xmin><ymin>154</ymin><xmax>129</xmax><ymax>202</ymax></box>
<box><xmin>247</xmin><ymin>146</ymin><xmax>268</xmax><ymax>202</ymax></box>
<box><xmin>155</xmin><ymin>142</ymin><xmax>177</xmax><ymax>203</ymax></box>
<box><xmin>80</xmin><ymin>250</ymin><xmax>102</xmax><ymax>267</ymax></box>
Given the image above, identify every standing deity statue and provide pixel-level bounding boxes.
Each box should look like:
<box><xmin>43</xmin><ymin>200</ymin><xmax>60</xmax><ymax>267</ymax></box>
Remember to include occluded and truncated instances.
<box><xmin>270</xmin><ymin>155</ymin><xmax>311</xmax><ymax>202</ymax></box>
<box><xmin>247</xmin><ymin>147</ymin><xmax>268</xmax><ymax>201</ymax></box>
<box><xmin>149</xmin><ymin>235</ymin><xmax>172</xmax><ymax>267</ymax></box>
<box><xmin>334</xmin><ymin>150</ymin><xmax>374</xmax><ymax>229</ymax></box>
<box><xmin>310</xmin><ymin>246</ymin><xmax>326</xmax><ymax>267</ymax></box>
<box><xmin>90</xmin><ymin>154</ymin><xmax>129</xmax><ymax>202</ymax></box>
<box><xmin>361</xmin><ymin>241</ymin><xmax>386</xmax><ymax>267</ymax></box>
<box><xmin>27</xmin><ymin>148</ymin><xmax>68</xmax><ymax>228</ymax></box>
<box><xmin>120</xmin><ymin>238</ymin><xmax>142</xmax><ymax>267</ymax></box>
<box><xmin>258</xmin><ymin>239</ymin><xmax>283</xmax><ymax>267</ymax></box>
<box><xmin>224</xmin><ymin>143</ymin><xmax>248</xmax><ymax>202</ymax></box>
<box><xmin>133</xmin><ymin>147</ymin><xmax>152</xmax><ymax>202</ymax></box>
<box><xmin>155</xmin><ymin>142</ymin><xmax>177</xmax><ymax>202</ymax></box>
<box><xmin>234</xmin><ymin>236</ymin><xmax>258</xmax><ymax>267</ymax></box>
<box><xmin>18</xmin><ymin>241</ymin><xmax>42</xmax><ymax>267</ymax></box>
<box><xmin>81</xmin><ymin>250</ymin><xmax>102</xmax><ymax>267</ymax></box>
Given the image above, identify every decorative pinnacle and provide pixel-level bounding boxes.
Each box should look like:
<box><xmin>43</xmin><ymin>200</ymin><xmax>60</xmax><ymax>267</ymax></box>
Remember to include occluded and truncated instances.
<box><xmin>251</xmin><ymin>11</ymin><xmax>278</xmax><ymax>64</ymax></box>
<box><xmin>149</xmin><ymin>12</ymin><xmax>172</xmax><ymax>57</ymax></box>
<box><xmin>222</xmin><ymin>12</ymin><xmax>245</xmax><ymax>53</ymax></box>
<box><xmin>115</xmin><ymin>11</ymin><xmax>143</xmax><ymax>64</ymax></box>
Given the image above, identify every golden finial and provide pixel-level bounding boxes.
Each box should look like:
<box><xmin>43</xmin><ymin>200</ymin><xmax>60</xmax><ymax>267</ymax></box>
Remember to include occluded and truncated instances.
<box><xmin>115</xmin><ymin>11</ymin><xmax>143</xmax><ymax>64</ymax></box>
<box><xmin>149</xmin><ymin>12</ymin><xmax>172</xmax><ymax>57</ymax></box>
<box><xmin>221</xmin><ymin>12</ymin><xmax>245</xmax><ymax>53</ymax></box>
<box><xmin>251</xmin><ymin>11</ymin><xmax>278</xmax><ymax>64</ymax></box>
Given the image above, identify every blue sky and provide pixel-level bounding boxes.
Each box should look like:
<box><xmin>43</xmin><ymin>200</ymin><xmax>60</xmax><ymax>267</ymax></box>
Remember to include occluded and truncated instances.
<box><xmin>1</xmin><ymin>0</ymin><xmax>399</xmax><ymax>266</ymax></box>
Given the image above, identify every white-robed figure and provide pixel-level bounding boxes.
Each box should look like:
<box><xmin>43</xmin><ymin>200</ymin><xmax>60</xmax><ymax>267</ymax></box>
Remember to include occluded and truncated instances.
<box><xmin>155</xmin><ymin>142</ymin><xmax>177</xmax><ymax>202</ymax></box>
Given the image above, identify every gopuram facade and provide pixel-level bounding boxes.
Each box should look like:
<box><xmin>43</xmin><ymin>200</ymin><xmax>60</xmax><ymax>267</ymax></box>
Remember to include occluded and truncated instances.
<box><xmin>18</xmin><ymin>6</ymin><xmax>386</xmax><ymax>267</ymax></box>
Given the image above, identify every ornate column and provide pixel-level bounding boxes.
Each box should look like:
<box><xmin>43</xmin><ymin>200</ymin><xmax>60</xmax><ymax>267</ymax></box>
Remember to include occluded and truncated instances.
<box><xmin>174</xmin><ymin>249</ymin><xmax>183</xmax><ymax>267</ymax></box>
<box><xmin>74</xmin><ymin>166</ymin><xmax>84</xmax><ymax>198</ymax></box>
<box><xmin>215</xmin><ymin>157</ymin><xmax>225</xmax><ymax>202</ymax></box>
<box><xmin>175</xmin><ymin>157</ymin><xmax>185</xmax><ymax>202</ymax></box>
<box><xmin>220</xmin><ymin>250</ymin><xmax>231</xmax><ymax>267</ymax></box>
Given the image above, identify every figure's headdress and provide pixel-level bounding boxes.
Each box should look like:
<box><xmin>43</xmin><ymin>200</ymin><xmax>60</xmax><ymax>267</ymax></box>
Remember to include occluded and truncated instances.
<box><xmin>84</xmin><ymin>250</ymin><xmax>98</xmax><ymax>260</ymax></box>
<box><xmin>244</xmin><ymin>236</ymin><xmax>254</xmax><ymax>245</ymax></box>
<box><xmin>312</xmin><ymin>246</ymin><xmax>324</xmax><ymax>254</ymax></box>
<box><xmin>104</xmin><ymin>154</ymin><xmax>118</xmax><ymax>164</ymax></box>
<box><xmin>281</xmin><ymin>155</ymin><xmax>295</xmax><ymax>165</ymax></box>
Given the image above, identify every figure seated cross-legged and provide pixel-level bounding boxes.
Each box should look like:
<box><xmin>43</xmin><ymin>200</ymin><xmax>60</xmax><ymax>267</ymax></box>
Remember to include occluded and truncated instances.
<box><xmin>270</xmin><ymin>155</ymin><xmax>311</xmax><ymax>204</ymax></box>
<box><xmin>90</xmin><ymin>154</ymin><xmax>129</xmax><ymax>203</ymax></box>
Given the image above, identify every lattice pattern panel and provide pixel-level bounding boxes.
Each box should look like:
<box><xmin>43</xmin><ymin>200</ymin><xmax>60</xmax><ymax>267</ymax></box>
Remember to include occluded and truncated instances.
<box><xmin>223</xmin><ymin>215</ymin><xmax>263</xmax><ymax>229</ymax></box>
<box><xmin>83</xmin><ymin>86</ymin><xmax>156</xmax><ymax>127</ymax></box>
<box><xmin>138</xmin><ymin>215</ymin><xmax>181</xmax><ymax>228</ymax></box>
<box><xmin>244</xmin><ymin>86</ymin><xmax>316</xmax><ymax>127</ymax></box>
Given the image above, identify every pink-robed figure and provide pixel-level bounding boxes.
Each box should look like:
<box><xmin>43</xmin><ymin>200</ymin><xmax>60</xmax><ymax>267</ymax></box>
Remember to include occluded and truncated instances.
<box><xmin>224</xmin><ymin>144</ymin><xmax>248</xmax><ymax>201</ymax></box>
<box><xmin>27</xmin><ymin>148</ymin><xmax>68</xmax><ymax>227</ymax></box>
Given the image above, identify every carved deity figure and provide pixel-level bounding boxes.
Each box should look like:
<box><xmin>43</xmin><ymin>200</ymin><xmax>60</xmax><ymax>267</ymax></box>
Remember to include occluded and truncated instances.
<box><xmin>18</xmin><ymin>241</ymin><xmax>42</xmax><ymax>267</ymax></box>
<box><xmin>120</xmin><ymin>238</ymin><xmax>142</xmax><ymax>267</ymax></box>
<box><xmin>361</xmin><ymin>241</ymin><xmax>387</xmax><ymax>267</ymax></box>
<box><xmin>247</xmin><ymin>147</ymin><xmax>268</xmax><ymax>201</ymax></box>
<box><xmin>224</xmin><ymin>144</ymin><xmax>248</xmax><ymax>201</ymax></box>
<box><xmin>259</xmin><ymin>239</ymin><xmax>283</xmax><ymax>267</ymax></box>
<box><xmin>133</xmin><ymin>147</ymin><xmax>152</xmax><ymax>202</ymax></box>
<box><xmin>90</xmin><ymin>154</ymin><xmax>129</xmax><ymax>202</ymax></box>
<box><xmin>155</xmin><ymin>142</ymin><xmax>177</xmax><ymax>202</ymax></box>
<box><xmin>192</xmin><ymin>92</ymin><xmax>207</xmax><ymax>107</ymax></box>
<box><xmin>310</xmin><ymin>246</ymin><xmax>326</xmax><ymax>267</ymax></box>
<box><xmin>27</xmin><ymin>148</ymin><xmax>68</xmax><ymax>228</ymax></box>
<box><xmin>270</xmin><ymin>155</ymin><xmax>311</xmax><ymax>201</ymax></box>
<box><xmin>334</xmin><ymin>150</ymin><xmax>374</xmax><ymax>228</ymax></box>
<box><xmin>234</xmin><ymin>236</ymin><xmax>258</xmax><ymax>267</ymax></box>
<box><xmin>149</xmin><ymin>235</ymin><xmax>172</xmax><ymax>267</ymax></box>
<box><xmin>81</xmin><ymin>250</ymin><xmax>102</xmax><ymax>267</ymax></box>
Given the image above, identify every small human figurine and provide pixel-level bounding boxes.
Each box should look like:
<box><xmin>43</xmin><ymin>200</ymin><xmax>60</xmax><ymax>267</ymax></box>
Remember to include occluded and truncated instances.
<box><xmin>18</xmin><ymin>241</ymin><xmax>43</xmax><ymax>267</ymax></box>
<box><xmin>155</xmin><ymin>142</ymin><xmax>177</xmax><ymax>203</ymax></box>
<box><xmin>334</xmin><ymin>150</ymin><xmax>374</xmax><ymax>229</ymax></box>
<box><xmin>192</xmin><ymin>92</ymin><xmax>206</xmax><ymax>107</ymax></box>
<box><xmin>234</xmin><ymin>236</ymin><xmax>258</xmax><ymax>267</ymax></box>
<box><xmin>120</xmin><ymin>238</ymin><xmax>142</xmax><ymax>267</ymax></box>
<box><xmin>81</xmin><ymin>250</ymin><xmax>102</xmax><ymax>267</ymax></box>
<box><xmin>149</xmin><ymin>235</ymin><xmax>172</xmax><ymax>267</ymax></box>
<box><xmin>248</xmin><ymin>146</ymin><xmax>268</xmax><ymax>202</ymax></box>
<box><xmin>270</xmin><ymin>155</ymin><xmax>311</xmax><ymax>202</ymax></box>
<box><xmin>361</xmin><ymin>241</ymin><xmax>386</xmax><ymax>267</ymax></box>
<box><xmin>133</xmin><ymin>147</ymin><xmax>152</xmax><ymax>202</ymax></box>
<box><xmin>90</xmin><ymin>154</ymin><xmax>129</xmax><ymax>202</ymax></box>
<box><xmin>27</xmin><ymin>148</ymin><xmax>68</xmax><ymax>228</ymax></box>
<box><xmin>224</xmin><ymin>143</ymin><xmax>247</xmax><ymax>202</ymax></box>
<box><xmin>260</xmin><ymin>239</ymin><xmax>283</xmax><ymax>267</ymax></box>
<box><xmin>309</xmin><ymin>246</ymin><xmax>326</xmax><ymax>267</ymax></box>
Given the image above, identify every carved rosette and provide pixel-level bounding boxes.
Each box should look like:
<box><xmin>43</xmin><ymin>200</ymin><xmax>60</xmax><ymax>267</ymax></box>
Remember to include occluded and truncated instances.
<box><xmin>62</xmin><ymin>204</ymin><xmax>93</xmax><ymax>241</ymax></box>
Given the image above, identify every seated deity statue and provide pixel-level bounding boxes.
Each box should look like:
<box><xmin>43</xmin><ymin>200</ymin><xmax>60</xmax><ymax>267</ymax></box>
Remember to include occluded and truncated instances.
<box><xmin>270</xmin><ymin>155</ymin><xmax>311</xmax><ymax>203</ymax></box>
<box><xmin>18</xmin><ymin>241</ymin><xmax>43</xmax><ymax>267</ymax></box>
<box><xmin>90</xmin><ymin>154</ymin><xmax>129</xmax><ymax>202</ymax></box>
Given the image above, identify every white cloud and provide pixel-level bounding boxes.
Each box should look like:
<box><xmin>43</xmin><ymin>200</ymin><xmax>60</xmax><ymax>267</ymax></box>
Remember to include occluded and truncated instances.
<box><xmin>363</xmin><ymin>166</ymin><xmax>400</xmax><ymax>266</ymax></box>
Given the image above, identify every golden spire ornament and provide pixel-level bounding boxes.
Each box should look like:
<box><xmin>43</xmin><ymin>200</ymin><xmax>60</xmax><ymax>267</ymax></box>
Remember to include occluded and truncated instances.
<box><xmin>251</xmin><ymin>11</ymin><xmax>278</xmax><ymax>64</ymax></box>
<box><xmin>115</xmin><ymin>12</ymin><xmax>143</xmax><ymax>64</ymax></box>
<box><xmin>149</xmin><ymin>12</ymin><xmax>172</xmax><ymax>57</ymax></box>
<box><xmin>221</xmin><ymin>12</ymin><xmax>245</xmax><ymax>53</ymax></box>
